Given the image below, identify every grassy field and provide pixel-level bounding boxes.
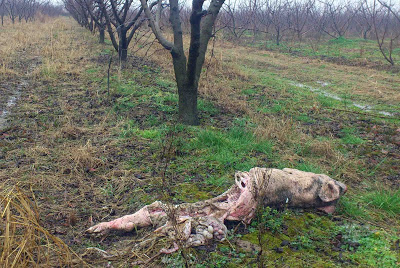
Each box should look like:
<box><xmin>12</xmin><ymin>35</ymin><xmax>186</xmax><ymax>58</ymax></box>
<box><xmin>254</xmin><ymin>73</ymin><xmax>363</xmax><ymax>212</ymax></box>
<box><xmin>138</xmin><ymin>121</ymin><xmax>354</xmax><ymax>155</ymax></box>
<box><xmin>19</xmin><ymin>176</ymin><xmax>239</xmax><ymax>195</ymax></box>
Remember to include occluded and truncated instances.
<box><xmin>248</xmin><ymin>36</ymin><xmax>400</xmax><ymax>71</ymax></box>
<box><xmin>1</xmin><ymin>18</ymin><xmax>399</xmax><ymax>267</ymax></box>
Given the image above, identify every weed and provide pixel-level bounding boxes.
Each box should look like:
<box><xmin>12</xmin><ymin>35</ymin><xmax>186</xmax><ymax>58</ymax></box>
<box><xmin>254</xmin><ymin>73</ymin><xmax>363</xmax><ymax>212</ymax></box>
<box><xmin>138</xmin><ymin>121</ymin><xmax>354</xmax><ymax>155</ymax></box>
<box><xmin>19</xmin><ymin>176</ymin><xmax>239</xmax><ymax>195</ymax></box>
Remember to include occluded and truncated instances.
<box><xmin>291</xmin><ymin>235</ymin><xmax>315</xmax><ymax>250</ymax></box>
<box><xmin>350</xmin><ymin>235</ymin><xmax>398</xmax><ymax>266</ymax></box>
<box><xmin>341</xmin><ymin>127</ymin><xmax>365</xmax><ymax>145</ymax></box>
<box><xmin>100</xmin><ymin>181</ymin><xmax>115</xmax><ymax>197</ymax></box>
<box><xmin>335</xmin><ymin>223</ymin><xmax>399</xmax><ymax>267</ymax></box>
<box><xmin>242</xmin><ymin>88</ymin><xmax>258</xmax><ymax>96</ymax></box>
<box><xmin>113</xmin><ymin>96</ymin><xmax>137</xmax><ymax>112</ymax></box>
<box><xmin>317</xmin><ymin>95</ymin><xmax>336</xmax><ymax>107</ymax></box>
<box><xmin>145</xmin><ymin>114</ymin><xmax>161</xmax><ymax>127</ymax></box>
<box><xmin>204</xmin><ymin>175</ymin><xmax>230</xmax><ymax>187</ymax></box>
<box><xmin>156</xmin><ymin>78</ymin><xmax>175</xmax><ymax>90</ymax></box>
<box><xmin>137</xmin><ymin>129</ymin><xmax>161</xmax><ymax>139</ymax></box>
<box><xmin>120</xmin><ymin>120</ymin><xmax>139</xmax><ymax>137</ymax></box>
<box><xmin>251</xmin><ymin>207</ymin><xmax>284</xmax><ymax>233</ymax></box>
<box><xmin>85</xmin><ymin>68</ymin><xmax>99</xmax><ymax>74</ymax></box>
<box><xmin>295</xmin><ymin>114</ymin><xmax>315</xmax><ymax>123</ymax></box>
<box><xmin>198</xmin><ymin>99</ymin><xmax>218</xmax><ymax>114</ymax></box>
<box><xmin>160</xmin><ymin>252</ymin><xmax>197</xmax><ymax>268</ymax></box>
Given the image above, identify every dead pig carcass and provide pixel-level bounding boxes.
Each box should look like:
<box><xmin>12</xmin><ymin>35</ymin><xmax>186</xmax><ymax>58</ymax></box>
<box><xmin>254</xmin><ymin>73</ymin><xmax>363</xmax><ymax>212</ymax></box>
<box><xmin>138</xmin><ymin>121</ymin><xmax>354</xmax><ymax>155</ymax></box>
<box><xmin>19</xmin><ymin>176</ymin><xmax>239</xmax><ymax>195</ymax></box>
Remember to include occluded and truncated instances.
<box><xmin>87</xmin><ymin>168</ymin><xmax>347</xmax><ymax>251</ymax></box>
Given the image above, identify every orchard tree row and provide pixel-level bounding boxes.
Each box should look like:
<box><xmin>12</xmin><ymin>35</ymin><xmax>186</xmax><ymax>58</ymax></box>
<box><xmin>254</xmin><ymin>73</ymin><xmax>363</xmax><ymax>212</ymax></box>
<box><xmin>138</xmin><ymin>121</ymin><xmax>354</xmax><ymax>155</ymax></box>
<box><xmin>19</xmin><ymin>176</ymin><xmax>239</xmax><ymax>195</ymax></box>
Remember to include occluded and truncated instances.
<box><xmin>63</xmin><ymin>0</ymin><xmax>400</xmax><ymax>124</ymax></box>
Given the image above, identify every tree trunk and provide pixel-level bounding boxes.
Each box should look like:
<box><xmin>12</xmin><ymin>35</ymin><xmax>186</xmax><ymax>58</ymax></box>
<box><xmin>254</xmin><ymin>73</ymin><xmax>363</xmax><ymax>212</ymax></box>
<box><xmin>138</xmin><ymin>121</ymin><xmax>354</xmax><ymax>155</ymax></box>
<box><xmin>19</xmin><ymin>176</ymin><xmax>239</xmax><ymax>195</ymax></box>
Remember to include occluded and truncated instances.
<box><xmin>297</xmin><ymin>31</ymin><xmax>302</xmax><ymax>42</ymax></box>
<box><xmin>140</xmin><ymin>0</ymin><xmax>224</xmax><ymax>126</ymax></box>
<box><xmin>363</xmin><ymin>26</ymin><xmax>370</xmax><ymax>40</ymax></box>
<box><xmin>178</xmin><ymin>84</ymin><xmax>198</xmax><ymax>125</ymax></box>
<box><xmin>275</xmin><ymin>27</ymin><xmax>281</xmax><ymax>46</ymax></box>
<box><xmin>276</xmin><ymin>30</ymin><xmax>280</xmax><ymax>46</ymax></box>
<box><xmin>171</xmin><ymin>50</ymin><xmax>199</xmax><ymax>125</ymax></box>
<box><xmin>99</xmin><ymin>28</ymin><xmax>105</xmax><ymax>44</ymax></box>
<box><xmin>118</xmin><ymin>28</ymin><xmax>128</xmax><ymax>61</ymax></box>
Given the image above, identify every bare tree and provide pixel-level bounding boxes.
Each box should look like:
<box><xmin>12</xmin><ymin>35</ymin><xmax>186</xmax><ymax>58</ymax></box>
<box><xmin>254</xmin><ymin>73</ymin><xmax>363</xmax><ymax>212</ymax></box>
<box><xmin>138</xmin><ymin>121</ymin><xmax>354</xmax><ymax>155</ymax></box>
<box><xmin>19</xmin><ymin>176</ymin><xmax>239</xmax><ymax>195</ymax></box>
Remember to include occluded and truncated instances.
<box><xmin>96</xmin><ymin>0</ymin><xmax>157</xmax><ymax>62</ymax></box>
<box><xmin>248</xmin><ymin>0</ymin><xmax>260</xmax><ymax>41</ymax></box>
<box><xmin>370</xmin><ymin>0</ymin><xmax>399</xmax><ymax>65</ymax></box>
<box><xmin>288</xmin><ymin>0</ymin><xmax>314</xmax><ymax>41</ymax></box>
<box><xmin>221</xmin><ymin>0</ymin><xmax>252</xmax><ymax>40</ymax></box>
<box><xmin>266</xmin><ymin>0</ymin><xmax>290</xmax><ymax>45</ymax></box>
<box><xmin>140</xmin><ymin>0</ymin><xmax>225</xmax><ymax>125</ymax></box>
<box><xmin>83</xmin><ymin>0</ymin><xmax>107</xmax><ymax>43</ymax></box>
<box><xmin>256</xmin><ymin>0</ymin><xmax>272</xmax><ymax>40</ymax></box>
<box><xmin>0</xmin><ymin>0</ymin><xmax>6</xmax><ymax>25</ymax></box>
<box><xmin>322</xmin><ymin>0</ymin><xmax>358</xmax><ymax>38</ymax></box>
<box><xmin>41</xmin><ymin>2</ymin><xmax>67</xmax><ymax>17</ymax></box>
<box><xmin>20</xmin><ymin>0</ymin><xmax>41</xmax><ymax>22</ymax></box>
<box><xmin>5</xmin><ymin>0</ymin><xmax>17</xmax><ymax>23</ymax></box>
<box><xmin>357</xmin><ymin>0</ymin><xmax>373</xmax><ymax>39</ymax></box>
<box><xmin>64</xmin><ymin>0</ymin><xmax>94</xmax><ymax>30</ymax></box>
<box><xmin>378</xmin><ymin>0</ymin><xmax>400</xmax><ymax>23</ymax></box>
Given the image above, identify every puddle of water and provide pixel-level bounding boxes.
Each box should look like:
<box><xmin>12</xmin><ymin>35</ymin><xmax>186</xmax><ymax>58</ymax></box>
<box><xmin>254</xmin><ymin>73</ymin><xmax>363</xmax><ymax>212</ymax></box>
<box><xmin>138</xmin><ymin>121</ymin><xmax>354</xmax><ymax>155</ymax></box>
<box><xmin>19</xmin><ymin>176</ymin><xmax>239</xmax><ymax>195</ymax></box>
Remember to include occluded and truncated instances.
<box><xmin>0</xmin><ymin>79</ymin><xmax>27</xmax><ymax>130</ymax></box>
<box><xmin>0</xmin><ymin>59</ymin><xmax>38</xmax><ymax>131</ymax></box>
<box><xmin>316</xmin><ymin>81</ymin><xmax>330</xmax><ymax>87</ymax></box>
<box><xmin>291</xmin><ymin>82</ymin><xmax>395</xmax><ymax>117</ymax></box>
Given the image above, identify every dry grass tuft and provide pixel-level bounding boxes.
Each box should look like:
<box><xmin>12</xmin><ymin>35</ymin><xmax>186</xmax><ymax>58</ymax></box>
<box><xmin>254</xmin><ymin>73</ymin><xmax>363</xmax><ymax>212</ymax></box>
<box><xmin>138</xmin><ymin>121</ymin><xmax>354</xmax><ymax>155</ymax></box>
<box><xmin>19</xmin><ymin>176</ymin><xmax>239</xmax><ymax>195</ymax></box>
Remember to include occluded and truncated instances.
<box><xmin>60</xmin><ymin>124</ymin><xmax>86</xmax><ymax>140</ymax></box>
<box><xmin>309</xmin><ymin>139</ymin><xmax>336</xmax><ymax>159</ymax></box>
<box><xmin>60</xmin><ymin>140</ymin><xmax>104</xmax><ymax>174</ymax></box>
<box><xmin>252</xmin><ymin>113</ymin><xmax>300</xmax><ymax>145</ymax></box>
<box><xmin>0</xmin><ymin>186</ymin><xmax>85</xmax><ymax>267</ymax></box>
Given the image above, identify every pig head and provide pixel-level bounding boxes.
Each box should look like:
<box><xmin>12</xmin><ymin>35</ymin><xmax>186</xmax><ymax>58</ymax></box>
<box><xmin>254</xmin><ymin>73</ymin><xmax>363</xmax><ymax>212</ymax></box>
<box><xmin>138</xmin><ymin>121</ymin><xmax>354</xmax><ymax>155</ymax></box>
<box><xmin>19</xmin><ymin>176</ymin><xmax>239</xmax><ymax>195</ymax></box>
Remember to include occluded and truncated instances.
<box><xmin>222</xmin><ymin>167</ymin><xmax>347</xmax><ymax>223</ymax></box>
<box><xmin>252</xmin><ymin>168</ymin><xmax>347</xmax><ymax>213</ymax></box>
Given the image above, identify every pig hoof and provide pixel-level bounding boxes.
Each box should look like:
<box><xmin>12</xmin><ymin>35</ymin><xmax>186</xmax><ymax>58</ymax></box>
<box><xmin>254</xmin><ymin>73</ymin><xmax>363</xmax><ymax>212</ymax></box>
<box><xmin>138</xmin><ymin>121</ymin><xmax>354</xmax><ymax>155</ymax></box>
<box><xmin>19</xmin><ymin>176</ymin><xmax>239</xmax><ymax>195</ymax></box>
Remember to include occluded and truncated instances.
<box><xmin>86</xmin><ymin>223</ymin><xmax>110</xmax><ymax>235</ymax></box>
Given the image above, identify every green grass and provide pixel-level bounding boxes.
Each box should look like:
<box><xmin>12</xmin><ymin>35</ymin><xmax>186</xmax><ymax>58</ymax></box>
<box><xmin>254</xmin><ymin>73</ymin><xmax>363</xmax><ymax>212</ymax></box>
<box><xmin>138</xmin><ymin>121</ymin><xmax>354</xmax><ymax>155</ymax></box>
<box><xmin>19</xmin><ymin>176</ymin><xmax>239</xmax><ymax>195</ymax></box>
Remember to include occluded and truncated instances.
<box><xmin>363</xmin><ymin>189</ymin><xmax>400</xmax><ymax>216</ymax></box>
<box><xmin>340</xmin><ymin>127</ymin><xmax>365</xmax><ymax>145</ymax></box>
<box><xmin>251</xmin><ymin>36</ymin><xmax>400</xmax><ymax>65</ymax></box>
<box><xmin>295</xmin><ymin>114</ymin><xmax>315</xmax><ymax>123</ymax></box>
<box><xmin>336</xmin><ymin>223</ymin><xmax>399</xmax><ymax>267</ymax></box>
<box><xmin>120</xmin><ymin>120</ymin><xmax>139</xmax><ymax>137</ymax></box>
<box><xmin>85</xmin><ymin>68</ymin><xmax>99</xmax><ymax>74</ymax></box>
<box><xmin>104</xmin><ymin>68</ymin><xmax>277</xmax><ymax>189</ymax></box>
<box><xmin>185</xmin><ymin>123</ymin><xmax>274</xmax><ymax>172</ymax></box>
<box><xmin>337</xmin><ymin>196</ymin><xmax>369</xmax><ymax>219</ymax></box>
<box><xmin>198</xmin><ymin>98</ymin><xmax>219</xmax><ymax>114</ymax></box>
<box><xmin>295</xmin><ymin>162</ymin><xmax>323</xmax><ymax>174</ymax></box>
<box><xmin>341</xmin><ymin>135</ymin><xmax>365</xmax><ymax>145</ymax></box>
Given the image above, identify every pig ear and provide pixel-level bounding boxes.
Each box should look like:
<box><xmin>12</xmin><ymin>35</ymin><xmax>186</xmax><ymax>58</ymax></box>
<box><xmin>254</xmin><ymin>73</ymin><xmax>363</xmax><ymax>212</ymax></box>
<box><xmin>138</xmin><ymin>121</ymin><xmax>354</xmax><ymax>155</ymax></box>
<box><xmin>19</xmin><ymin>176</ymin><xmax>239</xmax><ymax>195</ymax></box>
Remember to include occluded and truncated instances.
<box><xmin>319</xmin><ymin>181</ymin><xmax>340</xmax><ymax>202</ymax></box>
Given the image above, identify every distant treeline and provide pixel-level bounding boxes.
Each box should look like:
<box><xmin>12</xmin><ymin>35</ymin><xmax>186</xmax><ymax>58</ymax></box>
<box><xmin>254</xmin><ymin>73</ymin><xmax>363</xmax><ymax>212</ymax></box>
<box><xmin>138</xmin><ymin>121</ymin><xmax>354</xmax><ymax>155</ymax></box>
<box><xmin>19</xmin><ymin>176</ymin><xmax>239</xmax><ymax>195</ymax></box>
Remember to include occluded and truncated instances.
<box><xmin>63</xmin><ymin>0</ymin><xmax>399</xmax><ymax>65</ymax></box>
<box><xmin>0</xmin><ymin>0</ymin><xmax>67</xmax><ymax>25</ymax></box>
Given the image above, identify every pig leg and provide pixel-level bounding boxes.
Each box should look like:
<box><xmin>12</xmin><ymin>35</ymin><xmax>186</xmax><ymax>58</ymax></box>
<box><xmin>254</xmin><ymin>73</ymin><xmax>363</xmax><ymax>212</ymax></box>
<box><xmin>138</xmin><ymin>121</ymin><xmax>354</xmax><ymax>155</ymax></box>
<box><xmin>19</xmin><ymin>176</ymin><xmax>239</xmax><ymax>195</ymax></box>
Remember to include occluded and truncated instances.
<box><xmin>87</xmin><ymin>201</ymin><xmax>166</xmax><ymax>234</ymax></box>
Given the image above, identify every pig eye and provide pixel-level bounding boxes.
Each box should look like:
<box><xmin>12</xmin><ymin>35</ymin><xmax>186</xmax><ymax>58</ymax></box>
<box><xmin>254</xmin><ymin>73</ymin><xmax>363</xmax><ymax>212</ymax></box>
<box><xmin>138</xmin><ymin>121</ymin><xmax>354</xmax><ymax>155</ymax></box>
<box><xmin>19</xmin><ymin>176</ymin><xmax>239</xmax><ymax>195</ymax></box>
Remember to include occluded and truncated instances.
<box><xmin>241</xmin><ymin>181</ymin><xmax>246</xmax><ymax>188</ymax></box>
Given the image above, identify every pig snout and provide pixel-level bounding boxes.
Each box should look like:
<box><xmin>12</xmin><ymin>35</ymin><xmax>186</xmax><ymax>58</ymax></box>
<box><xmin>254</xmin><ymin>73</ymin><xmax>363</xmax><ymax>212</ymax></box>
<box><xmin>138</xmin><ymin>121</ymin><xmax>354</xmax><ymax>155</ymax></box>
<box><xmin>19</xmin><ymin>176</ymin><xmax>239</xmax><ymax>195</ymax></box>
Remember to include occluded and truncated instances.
<box><xmin>336</xmin><ymin>181</ymin><xmax>347</xmax><ymax>195</ymax></box>
<box><xmin>317</xmin><ymin>180</ymin><xmax>347</xmax><ymax>214</ymax></box>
